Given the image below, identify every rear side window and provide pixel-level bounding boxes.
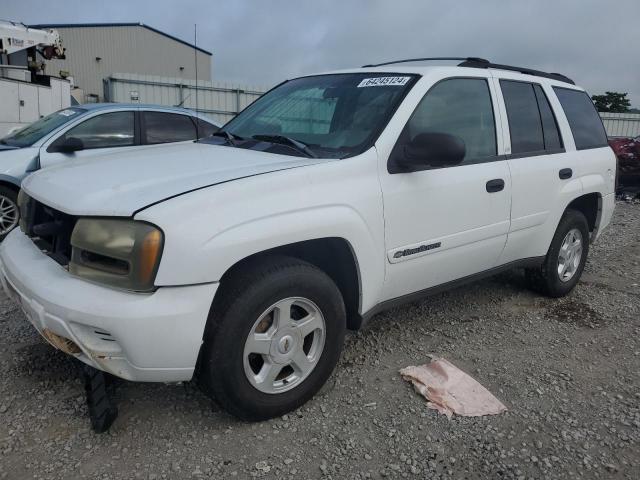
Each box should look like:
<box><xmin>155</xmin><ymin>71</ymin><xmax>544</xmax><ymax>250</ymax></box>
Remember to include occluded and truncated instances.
<box><xmin>143</xmin><ymin>112</ymin><xmax>197</xmax><ymax>144</ymax></box>
<box><xmin>194</xmin><ymin>118</ymin><xmax>219</xmax><ymax>139</ymax></box>
<box><xmin>553</xmin><ymin>87</ymin><xmax>608</xmax><ymax>150</ymax></box>
<box><xmin>533</xmin><ymin>85</ymin><xmax>563</xmax><ymax>150</ymax></box>
<box><xmin>406</xmin><ymin>78</ymin><xmax>497</xmax><ymax>163</ymax></box>
<box><xmin>500</xmin><ymin>80</ymin><xmax>544</xmax><ymax>154</ymax></box>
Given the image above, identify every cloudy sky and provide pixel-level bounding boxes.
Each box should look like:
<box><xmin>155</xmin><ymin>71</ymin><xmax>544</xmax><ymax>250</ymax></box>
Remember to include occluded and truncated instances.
<box><xmin>5</xmin><ymin>0</ymin><xmax>640</xmax><ymax>105</ymax></box>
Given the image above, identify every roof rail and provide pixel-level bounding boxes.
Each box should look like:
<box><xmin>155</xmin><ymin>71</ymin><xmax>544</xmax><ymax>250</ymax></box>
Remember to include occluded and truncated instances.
<box><xmin>361</xmin><ymin>57</ymin><xmax>575</xmax><ymax>85</ymax></box>
<box><xmin>362</xmin><ymin>57</ymin><xmax>489</xmax><ymax>68</ymax></box>
<box><xmin>458</xmin><ymin>58</ymin><xmax>575</xmax><ymax>84</ymax></box>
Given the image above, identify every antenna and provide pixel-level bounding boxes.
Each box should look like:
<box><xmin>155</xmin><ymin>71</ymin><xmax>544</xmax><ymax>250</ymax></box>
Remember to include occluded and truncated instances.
<box><xmin>193</xmin><ymin>24</ymin><xmax>199</xmax><ymax>140</ymax></box>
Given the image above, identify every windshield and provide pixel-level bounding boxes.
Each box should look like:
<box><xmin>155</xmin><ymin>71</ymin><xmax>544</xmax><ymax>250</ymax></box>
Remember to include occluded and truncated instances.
<box><xmin>1</xmin><ymin>107</ymin><xmax>86</xmax><ymax>147</ymax></box>
<box><xmin>220</xmin><ymin>73</ymin><xmax>418</xmax><ymax>158</ymax></box>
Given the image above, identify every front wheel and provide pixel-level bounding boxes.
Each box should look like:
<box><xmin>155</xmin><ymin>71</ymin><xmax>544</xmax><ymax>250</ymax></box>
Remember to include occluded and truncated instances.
<box><xmin>526</xmin><ymin>209</ymin><xmax>590</xmax><ymax>298</ymax></box>
<box><xmin>0</xmin><ymin>186</ymin><xmax>19</xmax><ymax>241</ymax></box>
<box><xmin>198</xmin><ymin>256</ymin><xmax>346</xmax><ymax>421</ymax></box>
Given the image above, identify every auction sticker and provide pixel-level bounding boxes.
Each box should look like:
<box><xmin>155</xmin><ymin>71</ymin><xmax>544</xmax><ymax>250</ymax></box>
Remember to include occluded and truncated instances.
<box><xmin>357</xmin><ymin>76</ymin><xmax>411</xmax><ymax>88</ymax></box>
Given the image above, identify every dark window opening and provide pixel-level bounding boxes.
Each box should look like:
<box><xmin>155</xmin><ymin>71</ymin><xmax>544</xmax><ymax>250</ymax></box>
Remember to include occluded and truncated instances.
<box><xmin>500</xmin><ymin>80</ymin><xmax>544</xmax><ymax>154</ymax></box>
<box><xmin>533</xmin><ymin>84</ymin><xmax>563</xmax><ymax>150</ymax></box>
<box><xmin>553</xmin><ymin>87</ymin><xmax>608</xmax><ymax>150</ymax></box>
<box><xmin>143</xmin><ymin>112</ymin><xmax>197</xmax><ymax>144</ymax></box>
<box><xmin>50</xmin><ymin>111</ymin><xmax>135</xmax><ymax>150</ymax></box>
<box><xmin>194</xmin><ymin>118</ymin><xmax>219</xmax><ymax>139</ymax></box>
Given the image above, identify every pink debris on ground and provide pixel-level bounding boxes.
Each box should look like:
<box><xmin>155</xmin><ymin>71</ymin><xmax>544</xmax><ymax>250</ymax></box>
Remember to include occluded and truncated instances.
<box><xmin>399</xmin><ymin>358</ymin><xmax>507</xmax><ymax>419</ymax></box>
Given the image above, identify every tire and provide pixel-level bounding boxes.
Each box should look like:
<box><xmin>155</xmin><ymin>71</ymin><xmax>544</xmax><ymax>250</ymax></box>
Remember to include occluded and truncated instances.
<box><xmin>525</xmin><ymin>209</ymin><xmax>590</xmax><ymax>298</ymax></box>
<box><xmin>198</xmin><ymin>255</ymin><xmax>346</xmax><ymax>421</ymax></box>
<box><xmin>0</xmin><ymin>186</ymin><xmax>19</xmax><ymax>242</ymax></box>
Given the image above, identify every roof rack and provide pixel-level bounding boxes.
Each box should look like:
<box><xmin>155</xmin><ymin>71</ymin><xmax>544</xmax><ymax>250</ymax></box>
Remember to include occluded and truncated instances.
<box><xmin>458</xmin><ymin>58</ymin><xmax>575</xmax><ymax>85</ymax></box>
<box><xmin>361</xmin><ymin>57</ymin><xmax>575</xmax><ymax>85</ymax></box>
<box><xmin>362</xmin><ymin>57</ymin><xmax>488</xmax><ymax>68</ymax></box>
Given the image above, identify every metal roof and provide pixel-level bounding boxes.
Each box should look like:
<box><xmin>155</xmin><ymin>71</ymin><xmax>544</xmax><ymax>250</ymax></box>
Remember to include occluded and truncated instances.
<box><xmin>28</xmin><ymin>22</ymin><xmax>212</xmax><ymax>56</ymax></box>
<box><xmin>78</xmin><ymin>103</ymin><xmax>206</xmax><ymax>114</ymax></box>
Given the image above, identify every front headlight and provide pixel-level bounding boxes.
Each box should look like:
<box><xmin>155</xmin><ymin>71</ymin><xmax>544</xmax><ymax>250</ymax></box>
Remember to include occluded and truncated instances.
<box><xmin>69</xmin><ymin>218</ymin><xmax>164</xmax><ymax>292</ymax></box>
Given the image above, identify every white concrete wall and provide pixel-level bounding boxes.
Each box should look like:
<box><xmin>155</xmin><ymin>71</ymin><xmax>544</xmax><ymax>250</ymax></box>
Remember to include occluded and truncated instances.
<box><xmin>0</xmin><ymin>76</ymin><xmax>70</xmax><ymax>137</ymax></box>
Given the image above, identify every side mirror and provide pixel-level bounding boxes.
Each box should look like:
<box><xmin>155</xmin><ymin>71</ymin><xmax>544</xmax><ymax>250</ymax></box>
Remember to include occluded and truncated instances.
<box><xmin>53</xmin><ymin>136</ymin><xmax>84</xmax><ymax>154</ymax></box>
<box><xmin>399</xmin><ymin>132</ymin><xmax>466</xmax><ymax>171</ymax></box>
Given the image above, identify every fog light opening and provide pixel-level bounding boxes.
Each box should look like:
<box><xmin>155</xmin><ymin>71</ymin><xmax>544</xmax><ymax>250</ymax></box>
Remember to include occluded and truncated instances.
<box><xmin>42</xmin><ymin>329</ymin><xmax>82</xmax><ymax>355</ymax></box>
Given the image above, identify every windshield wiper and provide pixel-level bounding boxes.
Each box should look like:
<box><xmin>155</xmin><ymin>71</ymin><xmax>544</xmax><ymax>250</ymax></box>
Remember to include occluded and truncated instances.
<box><xmin>0</xmin><ymin>139</ymin><xmax>18</xmax><ymax>148</ymax></box>
<box><xmin>210</xmin><ymin>130</ymin><xmax>244</xmax><ymax>146</ymax></box>
<box><xmin>252</xmin><ymin>134</ymin><xmax>318</xmax><ymax>158</ymax></box>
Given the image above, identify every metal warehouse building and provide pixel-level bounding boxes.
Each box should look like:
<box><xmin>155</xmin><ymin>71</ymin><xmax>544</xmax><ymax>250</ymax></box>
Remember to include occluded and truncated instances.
<box><xmin>29</xmin><ymin>23</ymin><xmax>212</xmax><ymax>102</ymax></box>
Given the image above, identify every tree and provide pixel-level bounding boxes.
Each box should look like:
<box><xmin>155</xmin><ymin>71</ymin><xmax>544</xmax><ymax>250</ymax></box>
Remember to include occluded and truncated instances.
<box><xmin>591</xmin><ymin>92</ymin><xmax>631</xmax><ymax>113</ymax></box>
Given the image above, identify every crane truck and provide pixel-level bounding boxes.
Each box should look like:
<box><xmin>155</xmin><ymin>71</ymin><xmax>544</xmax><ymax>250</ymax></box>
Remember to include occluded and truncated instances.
<box><xmin>0</xmin><ymin>20</ymin><xmax>70</xmax><ymax>137</ymax></box>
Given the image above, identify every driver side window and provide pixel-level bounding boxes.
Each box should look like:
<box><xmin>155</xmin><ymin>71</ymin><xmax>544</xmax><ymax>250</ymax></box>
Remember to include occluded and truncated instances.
<box><xmin>406</xmin><ymin>78</ymin><xmax>497</xmax><ymax>164</ymax></box>
<box><xmin>52</xmin><ymin>111</ymin><xmax>135</xmax><ymax>151</ymax></box>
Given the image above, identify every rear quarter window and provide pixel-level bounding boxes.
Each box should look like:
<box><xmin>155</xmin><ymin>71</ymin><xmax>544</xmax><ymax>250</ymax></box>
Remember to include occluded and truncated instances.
<box><xmin>553</xmin><ymin>87</ymin><xmax>608</xmax><ymax>150</ymax></box>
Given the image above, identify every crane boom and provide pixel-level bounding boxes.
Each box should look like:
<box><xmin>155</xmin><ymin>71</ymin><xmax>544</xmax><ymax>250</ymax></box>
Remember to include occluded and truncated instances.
<box><xmin>0</xmin><ymin>20</ymin><xmax>65</xmax><ymax>59</ymax></box>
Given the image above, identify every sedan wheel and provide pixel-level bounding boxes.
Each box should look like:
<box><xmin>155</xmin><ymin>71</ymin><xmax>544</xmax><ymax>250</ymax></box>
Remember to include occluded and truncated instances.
<box><xmin>0</xmin><ymin>193</ymin><xmax>19</xmax><ymax>237</ymax></box>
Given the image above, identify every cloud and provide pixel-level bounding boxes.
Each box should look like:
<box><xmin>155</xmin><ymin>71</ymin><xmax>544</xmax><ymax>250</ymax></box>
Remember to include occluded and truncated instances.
<box><xmin>4</xmin><ymin>0</ymin><xmax>639</xmax><ymax>104</ymax></box>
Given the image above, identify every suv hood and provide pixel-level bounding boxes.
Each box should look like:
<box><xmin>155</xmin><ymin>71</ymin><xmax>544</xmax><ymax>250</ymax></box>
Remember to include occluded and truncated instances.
<box><xmin>22</xmin><ymin>142</ymin><xmax>326</xmax><ymax>217</ymax></box>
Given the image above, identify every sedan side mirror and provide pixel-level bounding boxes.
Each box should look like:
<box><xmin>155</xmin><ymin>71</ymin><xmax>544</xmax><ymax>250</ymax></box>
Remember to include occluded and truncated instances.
<box><xmin>52</xmin><ymin>136</ymin><xmax>84</xmax><ymax>154</ymax></box>
<box><xmin>398</xmin><ymin>132</ymin><xmax>466</xmax><ymax>171</ymax></box>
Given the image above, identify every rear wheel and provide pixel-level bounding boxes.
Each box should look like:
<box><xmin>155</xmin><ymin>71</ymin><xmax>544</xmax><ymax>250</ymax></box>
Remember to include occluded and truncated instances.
<box><xmin>198</xmin><ymin>256</ymin><xmax>346</xmax><ymax>421</ymax></box>
<box><xmin>526</xmin><ymin>209</ymin><xmax>590</xmax><ymax>297</ymax></box>
<box><xmin>0</xmin><ymin>186</ymin><xmax>19</xmax><ymax>241</ymax></box>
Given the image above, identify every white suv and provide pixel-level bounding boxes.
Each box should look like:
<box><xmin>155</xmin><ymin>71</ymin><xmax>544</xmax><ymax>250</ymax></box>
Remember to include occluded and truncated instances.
<box><xmin>0</xmin><ymin>58</ymin><xmax>616</xmax><ymax>421</ymax></box>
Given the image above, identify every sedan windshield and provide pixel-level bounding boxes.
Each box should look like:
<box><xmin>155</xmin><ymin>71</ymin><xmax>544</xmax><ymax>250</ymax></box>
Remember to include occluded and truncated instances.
<box><xmin>219</xmin><ymin>73</ymin><xmax>418</xmax><ymax>158</ymax></box>
<box><xmin>1</xmin><ymin>107</ymin><xmax>86</xmax><ymax>147</ymax></box>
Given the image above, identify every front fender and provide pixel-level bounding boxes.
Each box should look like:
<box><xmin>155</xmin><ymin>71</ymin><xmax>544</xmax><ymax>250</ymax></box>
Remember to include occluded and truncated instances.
<box><xmin>0</xmin><ymin>174</ymin><xmax>22</xmax><ymax>188</ymax></box>
<box><xmin>136</xmin><ymin>151</ymin><xmax>386</xmax><ymax>314</ymax></box>
<box><xmin>202</xmin><ymin>205</ymin><xmax>380</xmax><ymax>308</ymax></box>
<box><xmin>0</xmin><ymin>147</ymin><xmax>39</xmax><ymax>182</ymax></box>
<box><xmin>152</xmin><ymin>205</ymin><xmax>382</xmax><ymax>314</ymax></box>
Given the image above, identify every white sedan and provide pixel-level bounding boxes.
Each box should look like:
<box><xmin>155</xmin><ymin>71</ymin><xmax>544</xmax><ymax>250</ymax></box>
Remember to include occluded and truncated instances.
<box><xmin>0</xmin><ymin>104</ymin><xmax>218</xmax><ymax>239</ymax></box>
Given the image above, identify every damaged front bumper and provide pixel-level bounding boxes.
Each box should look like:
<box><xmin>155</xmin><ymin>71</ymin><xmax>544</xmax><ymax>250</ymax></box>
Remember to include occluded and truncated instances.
<box><xmin>0</xmin><ymin>228</ymin><xmax>217</xmax><ymax>382</ymax></box>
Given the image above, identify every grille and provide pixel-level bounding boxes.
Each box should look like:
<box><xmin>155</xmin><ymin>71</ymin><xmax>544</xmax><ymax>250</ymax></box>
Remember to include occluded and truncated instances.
<box><xmin>18</xmin><ymin>193</ymin><xmax>77</xmax><ymax>266</ymax></box>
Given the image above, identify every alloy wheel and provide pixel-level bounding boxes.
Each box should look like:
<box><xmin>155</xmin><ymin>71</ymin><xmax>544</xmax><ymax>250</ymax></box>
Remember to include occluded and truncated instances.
<box><xmin>243</xmin><ymin>297</ymin><xmax>326</xmax><ymax>394</ymax></box>
<box><xmin>0</xmin><ymin>194</ymin><xmax>19</xmax><ymax>236</ymax></box>
<box><xmin>557</xmin><ymin>228</ymin><xmax>583</xmax><ymax>282</ymax></box>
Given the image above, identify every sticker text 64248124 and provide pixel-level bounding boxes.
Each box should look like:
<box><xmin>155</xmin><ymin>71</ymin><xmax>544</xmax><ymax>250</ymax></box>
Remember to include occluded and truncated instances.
<box><xmin>357</xmin><ymin>76</ymin><xmax>411</xmax><ymax>88</ymax></box>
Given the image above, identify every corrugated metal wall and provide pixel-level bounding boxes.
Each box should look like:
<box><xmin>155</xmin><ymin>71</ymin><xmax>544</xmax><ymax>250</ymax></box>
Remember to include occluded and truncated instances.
<box><xmin>43</xmin><ymin>26</ymin><xmax>211</xmax><ymax>101</ymax></box>
<box><xmin>600</xmin><ymin>112</ymin><xmax>640</xmax><ymax>137</ymax></box>
<box><xmin>106</xmin><ymin>73</ymin><xmax>267</xmax><ymax>124</ymax></box>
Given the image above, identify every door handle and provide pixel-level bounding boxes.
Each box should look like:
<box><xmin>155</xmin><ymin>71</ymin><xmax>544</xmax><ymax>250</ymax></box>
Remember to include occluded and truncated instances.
<box><xmin>486</xmin><ymin>178</ymin><xmax>505</xmax><ymax>193</ymax></box>
<box><xmin>559</xmin><ymin>168</ymin><xmax>573</xmax><ymax>180</ymax></box>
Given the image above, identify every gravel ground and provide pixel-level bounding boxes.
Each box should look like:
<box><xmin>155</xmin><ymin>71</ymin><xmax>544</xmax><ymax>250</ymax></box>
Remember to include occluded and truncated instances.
<box><xmin>1</xmin><ymin>202</ymin><xmax>639</xmax><ymax>480</ymax></box>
